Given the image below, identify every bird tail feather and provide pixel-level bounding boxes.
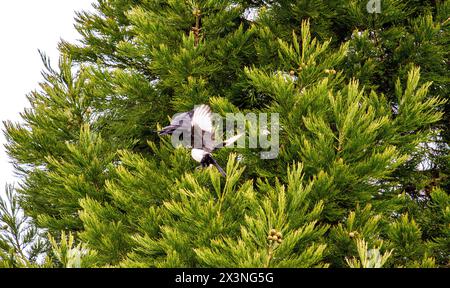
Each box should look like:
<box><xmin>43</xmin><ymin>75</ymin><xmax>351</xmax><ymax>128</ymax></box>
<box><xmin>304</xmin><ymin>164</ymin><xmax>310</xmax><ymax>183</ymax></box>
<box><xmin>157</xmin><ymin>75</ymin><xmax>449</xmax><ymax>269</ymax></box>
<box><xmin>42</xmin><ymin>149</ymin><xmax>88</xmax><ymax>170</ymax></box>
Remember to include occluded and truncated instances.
<box><xmin>210</xmin><ymin>157</ymin><xmax>226</xmax><ymax>177</ymax></box>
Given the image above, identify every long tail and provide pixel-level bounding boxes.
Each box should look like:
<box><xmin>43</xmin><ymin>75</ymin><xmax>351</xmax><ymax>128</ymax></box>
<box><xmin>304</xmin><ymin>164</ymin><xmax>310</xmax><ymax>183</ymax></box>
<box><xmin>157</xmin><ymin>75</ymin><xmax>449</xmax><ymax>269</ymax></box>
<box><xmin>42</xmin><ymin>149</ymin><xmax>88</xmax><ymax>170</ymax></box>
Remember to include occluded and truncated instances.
<box><xmin>210</xmin><ymin>156</ymin><xmax>226</xmax><ymax>177</ymax></box>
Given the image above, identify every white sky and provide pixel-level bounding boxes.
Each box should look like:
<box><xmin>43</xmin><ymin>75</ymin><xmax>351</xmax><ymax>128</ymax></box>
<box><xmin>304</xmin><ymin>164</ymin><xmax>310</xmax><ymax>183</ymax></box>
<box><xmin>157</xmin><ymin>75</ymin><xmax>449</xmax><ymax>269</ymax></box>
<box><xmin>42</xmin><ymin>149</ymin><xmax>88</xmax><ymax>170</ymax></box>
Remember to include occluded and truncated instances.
<box><xmin>0</xmin><ymin>1</ymin><xmax>95</xmax><ymax>196</ymax></box>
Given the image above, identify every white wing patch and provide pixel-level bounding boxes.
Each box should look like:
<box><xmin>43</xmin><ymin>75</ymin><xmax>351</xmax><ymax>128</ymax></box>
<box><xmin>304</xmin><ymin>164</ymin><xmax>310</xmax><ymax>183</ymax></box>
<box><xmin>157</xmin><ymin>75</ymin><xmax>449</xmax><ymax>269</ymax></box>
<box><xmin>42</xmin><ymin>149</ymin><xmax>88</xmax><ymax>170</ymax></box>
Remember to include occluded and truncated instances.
<box><xmin>223</xmin><ymin>133</ymin><xmax>244</xmax><ymax>147</ymax></box>
<box><xmin>192</xmin><ymin>104</ymin><xmax>213</xmax><ymax>133</ymax></box>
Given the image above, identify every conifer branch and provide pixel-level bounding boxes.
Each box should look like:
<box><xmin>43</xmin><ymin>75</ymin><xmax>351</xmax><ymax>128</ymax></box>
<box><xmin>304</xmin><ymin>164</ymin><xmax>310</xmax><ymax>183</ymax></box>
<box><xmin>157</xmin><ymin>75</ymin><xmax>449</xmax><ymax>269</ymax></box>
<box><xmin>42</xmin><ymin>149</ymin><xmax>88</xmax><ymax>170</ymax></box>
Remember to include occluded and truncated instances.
<box><xmin>192</xmin><ymin>7</ymin><xmax>202</xmax><ymax>47</ymax></box>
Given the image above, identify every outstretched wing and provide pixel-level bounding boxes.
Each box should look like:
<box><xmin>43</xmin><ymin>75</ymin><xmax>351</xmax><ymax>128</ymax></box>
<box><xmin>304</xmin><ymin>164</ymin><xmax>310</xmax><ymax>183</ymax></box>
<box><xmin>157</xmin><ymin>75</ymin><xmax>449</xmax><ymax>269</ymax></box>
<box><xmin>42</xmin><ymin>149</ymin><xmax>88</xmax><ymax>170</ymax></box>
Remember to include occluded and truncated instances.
<box><xmin>192</xmin><ymin>104</ymin><xmax>213</xmax><ymax>133</ymax></box>
<box><xmin>191</xmin><ymin>105</ymin><xmax>214</xmax><ymax>149</ymax></box>
<box><xmin>213</xmin><ymin>133</ymin><xmax>244</xmax><ymax>151</ymax></box>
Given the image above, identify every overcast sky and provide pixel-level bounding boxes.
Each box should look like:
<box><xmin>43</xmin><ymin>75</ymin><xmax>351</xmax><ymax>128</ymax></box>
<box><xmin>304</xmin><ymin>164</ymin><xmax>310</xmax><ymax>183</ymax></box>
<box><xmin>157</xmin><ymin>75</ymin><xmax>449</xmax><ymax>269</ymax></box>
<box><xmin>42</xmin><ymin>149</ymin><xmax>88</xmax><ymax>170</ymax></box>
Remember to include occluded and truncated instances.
<box><xmin>0</xmin><ymin>1</ymin><xmax>95</xmax><ymax>196</ymax></box>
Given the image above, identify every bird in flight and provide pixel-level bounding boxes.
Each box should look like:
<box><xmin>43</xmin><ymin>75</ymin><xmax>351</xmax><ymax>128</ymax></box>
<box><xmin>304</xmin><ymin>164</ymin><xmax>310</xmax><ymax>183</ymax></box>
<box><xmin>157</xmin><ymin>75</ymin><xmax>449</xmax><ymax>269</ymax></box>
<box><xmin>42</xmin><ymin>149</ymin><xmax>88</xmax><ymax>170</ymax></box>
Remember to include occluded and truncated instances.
<box><xmin>158</xmin><ymin>105</ymin><xmax>242</xmax><ymax>177</ymax></box>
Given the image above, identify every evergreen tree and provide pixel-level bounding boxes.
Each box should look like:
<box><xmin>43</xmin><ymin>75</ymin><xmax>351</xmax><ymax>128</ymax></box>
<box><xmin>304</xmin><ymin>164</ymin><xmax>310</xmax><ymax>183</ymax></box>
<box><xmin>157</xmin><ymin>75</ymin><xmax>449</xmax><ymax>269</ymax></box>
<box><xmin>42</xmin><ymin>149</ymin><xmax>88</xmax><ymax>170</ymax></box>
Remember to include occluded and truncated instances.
<box><xmin>0</xmin><ymin>185</ymin><xmax>47</xmax><ymax>267</ymax></box>
<box><xmin>261</xmin><ymin>0</ymin><xmax>450</xmax><ymax>192</ymax></box>
<box><xmin>2</xmin><ymin>0</ymin><xmax>449</xmax><ymax>267</ymax></box>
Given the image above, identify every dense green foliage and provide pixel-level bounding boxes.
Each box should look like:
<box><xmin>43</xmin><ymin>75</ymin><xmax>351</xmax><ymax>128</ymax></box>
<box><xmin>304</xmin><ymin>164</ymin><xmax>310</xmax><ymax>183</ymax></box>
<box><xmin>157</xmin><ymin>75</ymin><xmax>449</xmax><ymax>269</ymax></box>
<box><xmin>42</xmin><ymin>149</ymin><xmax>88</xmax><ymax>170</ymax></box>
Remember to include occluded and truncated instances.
<box><xmin>1</xmin><ymin>0</ymin><xmax>449</xmax><ymax>267</ymax></box>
